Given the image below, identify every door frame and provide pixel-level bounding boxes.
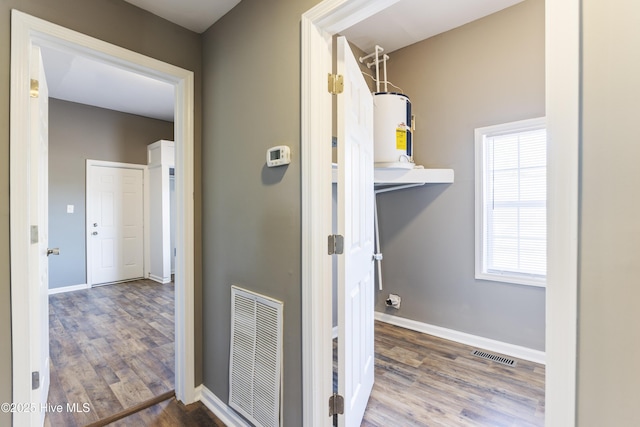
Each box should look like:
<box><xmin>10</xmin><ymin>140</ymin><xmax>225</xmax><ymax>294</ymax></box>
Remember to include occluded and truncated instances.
<box><xmin>9</xmin><ymin>10</ymin><xmax>197</xmax><ymax>420</ymax></box>
<box><xmin>85</xmin><ymin>160</ymin><xmax>148</xmax><ymax>287</ymax></box>
<box><xmin>300</xmin><ymin>0</ymin><xmax>580</xmax><ymax>426</ymax></box>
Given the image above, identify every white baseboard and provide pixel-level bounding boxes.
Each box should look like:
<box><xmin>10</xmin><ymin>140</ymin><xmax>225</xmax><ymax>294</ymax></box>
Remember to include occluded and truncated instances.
<box><xmin>196</xmin><ymin>385</ymin><xmax>250</xmax><ymax>427</ymax></box>
<box><xmin>149</xmin><ymin>274</ymin><xmax>172</xmax><ymax>284</ymax></box>
<box><xmin>48</xmin><ymin>283</ymin><xmax>90</xmax><ymax>295</ymax></box>
<box><xmin>375</xmin><ymin>312</ymin><xmax>546</xmax><ymax>365</ymax></box>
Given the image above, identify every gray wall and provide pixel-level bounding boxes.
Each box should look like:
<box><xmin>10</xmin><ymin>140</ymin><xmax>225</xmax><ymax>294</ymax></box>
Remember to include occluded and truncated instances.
<box><xmin>375</xmin><ymin>0</ymin><xmax>546</xmax><ymax>351</ymax></box>
<box><xmin>0</xmin><ymin>2</ymin><xmax>202</xmax><ymax>423</ymax></box>
<box><xmin>201</xmin><ymin>0</ymin><xmax>316</xmax><ymax>425</ymax></box>
<box><xmin>48</xmin><ymin>99</ymin><xmax>174</xmax><ymax>289</ymax></box>
<box><xmin>578</xmin><ymin>0</ymin><xmax>640</xmax><ymax>424</ymax></box>
<box><xmin>3</xmin><ymin>1</ymin><xmax>639</xmax><ymax>425</ymax></box>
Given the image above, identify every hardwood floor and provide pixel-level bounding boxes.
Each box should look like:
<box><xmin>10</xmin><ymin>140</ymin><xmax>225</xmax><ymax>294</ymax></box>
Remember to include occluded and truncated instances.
<box><xmin>47</xmin><ymin>280</ymin><xmax>543</xmax><ymax>426</ymax></box>
<box><xmin>45</xmin><ymin>279</ymin><xmax>177</xmax><ymax>427</ymax></box>
<box><xmin>89</xmin><ymin>397</ymin><xmax>226</xmax><ymax>427</ymax></box>
<box><xmin>361</xmin><ymin>321</ymin><xmax>545</xmax><ymax>427</ymax></box>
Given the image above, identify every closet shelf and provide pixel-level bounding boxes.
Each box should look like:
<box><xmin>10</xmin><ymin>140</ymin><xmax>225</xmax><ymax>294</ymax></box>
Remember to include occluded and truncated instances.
<box><xmin>332</xmin><ymin>163</ymin><xmax>454</xmax><ymax>188</ymax></box>
<box><xmin>374</xmin><ymin>167</ymin><xmax>454</xmax><ymax>185</ymax></box>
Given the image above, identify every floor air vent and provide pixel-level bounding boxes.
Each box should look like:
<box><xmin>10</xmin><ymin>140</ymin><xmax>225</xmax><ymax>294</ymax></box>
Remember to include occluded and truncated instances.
<box><xmin>471</xmin><ymin>349</ymin><xmax>517</xmax><ymax>367</ymax></box>
<box><xmin>230</xmin><ymin>286</ymin><xmax>283</xmax><ymax>427</ymax></box>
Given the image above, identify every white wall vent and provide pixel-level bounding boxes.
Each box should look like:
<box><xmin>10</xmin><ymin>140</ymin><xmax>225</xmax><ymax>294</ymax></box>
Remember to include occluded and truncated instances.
<box><xmin>229</xmin><ymin>286</ymin><xmax>283</xmax><ymax>427</ymax></box>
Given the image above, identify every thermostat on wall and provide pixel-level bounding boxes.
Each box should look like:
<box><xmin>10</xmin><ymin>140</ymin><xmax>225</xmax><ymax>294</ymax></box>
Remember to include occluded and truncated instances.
<box><xmin>266</xmin><ymin>145</ymin><xmax>291</xmax><ymax>167</ymax></box>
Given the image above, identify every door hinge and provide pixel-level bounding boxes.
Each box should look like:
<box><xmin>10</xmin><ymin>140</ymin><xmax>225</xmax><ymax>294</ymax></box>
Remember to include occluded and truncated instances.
<box><xmin>30</xmin><ymin>79</ymin><xmax>39</xmax><ymax>98</ymax></box>
<box><xmin>329</xmin><ymin>393</ymin><xmax>344</xmax><ymax>417</ymax></box>
<box><xmin>328</xmin><ymin>234</ymin><xmax>344</xmax><ymax>255</ymax></box>
<box><xmin>32</xmin><ymin>371</ymin><xmax>40</xmax><ymax>390</ymax></box>
<box><xmin>328</xmin><ymin>73</ymin><xmax>344</xmax><ymax>95</ymax></box>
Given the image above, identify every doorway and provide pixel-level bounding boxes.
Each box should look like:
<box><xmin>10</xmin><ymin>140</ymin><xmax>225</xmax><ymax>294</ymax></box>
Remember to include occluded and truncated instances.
<box><xmin>301</xmin><ymin>1</ymin><xmax>580</xmax><ymax>426</ymax></box>
<box><xmin>10</xmin><ymin>10</ymin><xmax>196</xmax><ymax>426</ymax></box>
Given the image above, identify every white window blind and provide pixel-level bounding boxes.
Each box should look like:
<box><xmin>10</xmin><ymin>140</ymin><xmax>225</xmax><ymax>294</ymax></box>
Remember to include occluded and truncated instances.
<box><xmin>475</xmin><ymin>118</ymin><xmax>547</xmax><ymax>286</ymax></box>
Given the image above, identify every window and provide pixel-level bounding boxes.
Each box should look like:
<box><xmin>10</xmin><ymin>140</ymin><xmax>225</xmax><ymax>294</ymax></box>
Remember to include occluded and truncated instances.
<box><xmin>475</xmin><ymin>117</ymin><xmax>547</xmax><ymax>287</ymax></box>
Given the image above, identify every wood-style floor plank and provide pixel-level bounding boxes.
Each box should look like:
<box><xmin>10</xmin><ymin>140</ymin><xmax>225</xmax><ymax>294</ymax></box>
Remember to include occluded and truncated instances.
<box><xmin>47</xmin><ymin>279</ymin><xmax>543</xmax><ymax>426</ymax></box>
<box><xmin>361</xmin><ymin>321</ymin><xmax>545</xmax><ymax>427</ymax></box>
<box><xmin>45</xmin><ymin>279</ymin><xmax>177</xmax><ymax>427</ymax></box>
<box><xmin>107</xmin><ymin>398</ymin><xmax>227</xmax><ymax>427</ymax></box>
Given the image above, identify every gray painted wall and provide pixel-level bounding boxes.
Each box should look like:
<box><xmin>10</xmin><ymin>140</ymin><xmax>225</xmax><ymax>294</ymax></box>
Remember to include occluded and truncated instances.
<box><xmin>2</xmin><ymin>1</ymin><xmax>639</xmax><ymax>425</ymax></box>
<box><xmin>48</xmin><ymin>99</ymin><xmax>174</xmax><ymax>289</ymax></box>
<box><xmin>578</xmin><ymin>0</ymin><xmax>640</xmax><ymax>424</ymax></box>
<box><xmin>0</xmin><ymin>2</ymin><xmax>202</xmax><ymax>422</ymax></box>
<box><xmin>201</xmin><ymin>0</ymin><xmax>316</xmax><ymax>425</ymax></box>
<box><xmin>374</xmin><ymin>0</ymin><xmax>546</xmax><ymax>351</ymax></box>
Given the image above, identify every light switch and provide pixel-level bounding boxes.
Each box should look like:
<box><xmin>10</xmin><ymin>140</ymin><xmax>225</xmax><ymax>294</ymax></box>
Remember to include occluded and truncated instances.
<box><xmin>67</xmin><ymin>205</ymin><xmax>74</xmax><ymax>214</ymax></box>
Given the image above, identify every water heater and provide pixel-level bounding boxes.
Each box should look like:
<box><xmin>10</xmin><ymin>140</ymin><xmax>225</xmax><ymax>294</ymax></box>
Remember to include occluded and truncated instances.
<box><xmin>373</xmin><ymin>92</ymin><xmax>413</xmax><ymax>169</ymax></box>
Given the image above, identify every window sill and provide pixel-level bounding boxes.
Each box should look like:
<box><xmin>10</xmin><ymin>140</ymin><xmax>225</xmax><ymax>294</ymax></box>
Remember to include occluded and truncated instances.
<box><xmin>475</xmin><ymin>272</ymin><xmax>546</xmax><ymax>288</ymax></box>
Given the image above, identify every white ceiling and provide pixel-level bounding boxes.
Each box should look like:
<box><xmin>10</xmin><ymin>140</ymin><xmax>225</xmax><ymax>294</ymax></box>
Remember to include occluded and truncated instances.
<box><xmin>123</xmin><ymin>0</ymin><xmax>242</xmax><ymax>33</ymax></box>
<box><xmin>341</xmin><ymin>0</ymin><xmax>524</xmax><ymax>54</ymax></box>
<box><xmin>42</xmin><ymin>0</ymin><xmax>243</xmax><ymax>122</ymax></box>
<box><xmin>42</xmin><ymin>0</ymin><xmax>523</xmax><ymax>122</ymax></box>
<box><xmin>41</xmin><ymin>45</ymin><xmax>176</xmax><ymax>121</ymax></box>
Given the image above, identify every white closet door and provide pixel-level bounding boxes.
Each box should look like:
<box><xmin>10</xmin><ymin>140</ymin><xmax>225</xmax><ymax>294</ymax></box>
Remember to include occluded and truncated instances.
<box><xmin>89</xmin><ymin>165</ymin><xmax>144</xmax><ymax>285</ymax></box>
<box><xmin>337</xmin><ymin>36</ymin><xmax>375</xmax><ymax>427</ymax></box>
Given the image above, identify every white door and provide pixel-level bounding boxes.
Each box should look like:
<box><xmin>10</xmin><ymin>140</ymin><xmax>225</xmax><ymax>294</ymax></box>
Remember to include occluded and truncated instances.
<box><xmin>88</xmin><ymin>165</ymin><xmax>144</xmax><ymax>285</ymax></box>
<box><xmin>336</xmin><ymin>36</ymin><xmax>375</xmax><ymax>427</ymax></box>
<box><xmin>29</xmin><ymin>45</ymin><xmax>50</xmax><ymax>427</ymax></box>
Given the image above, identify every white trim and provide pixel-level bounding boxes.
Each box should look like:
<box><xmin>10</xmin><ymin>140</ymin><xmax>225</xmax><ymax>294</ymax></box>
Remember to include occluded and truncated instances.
<box><xmin>474</xmin><ymin>117</ymin><xmax>547</xmax><ymax>288</ymax></box>
<box><xmin>375</xmin><ymin>312</ymin><xmax>546</xmax><ymax>365</ymax></box>
<box><xmin>301</xmin><ymin>1</ymin><xmax>401</xmax><ymax>426</ymax></box>
<box><xmin>475</xmin><ymin>117</ymin><xmax>547</xmax><ymax>137</ymax></box>
<box><xmin>48</xmin><ymin>284</ymin><xmax>90</xmax><ymax>295</ymax></box>
<box><xmin>196</xmin><ymin>385</ymin><xmax>251</xmax><ymax>427</ymax></box>
<box><xmin>173</xmin><ymin>57</ymin><xmax>197</xmax><ymax>405</ymax></box>
<box><xmin>145</xmin><ymin>163</ymin><xmax>151</xmax><ymax>281</ymax></box>
<box><xmin>85</xmin><ymin>159</ymin><xmax>147</xmax><ymax>288</ymax></box>
<box><xmin>545</xmin><ymin>0</ymin><xmax>580</xmax><ymax>425</ymax></box>
<box><xmin>86</xmin><ymin>159</ymin><xmax>148</xmax><ymax>170</ymax></box>
<box><xmin>148</xmin><ymin>274</ymin><xmax>172</xmax><ymax>284</ymax></box>
<box><xmin>332</xmin><ymin>326</ymin><xmax>338</xmax><ymax>339</ymax></box>
<box><xmin>302</xmin><ymin>2</ymin><xmax>580</xmax><ymax>427</ymax></box>
<box><xmin>301</xmin><ymin>9</ymin><xmax>334</xmax><ymax>427</ymax></box>
<box><xmin>10</xmin><ymin>11</ymin><xmax>197</xmax><ymax>423</ymax></box>
<box><xmin>10</xmin><ymin>12</ymin><xmax>35</xmax><ymax>425</ymax></box>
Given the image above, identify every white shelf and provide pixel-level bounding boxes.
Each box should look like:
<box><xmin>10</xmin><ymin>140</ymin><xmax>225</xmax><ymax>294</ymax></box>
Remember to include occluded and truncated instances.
<box><xmin>331</xmin><ymin>164</ymin><xmax>454</xmax><ymax>186</ymax></box>
<box><xmin>374</xmin><ymin>167</ymin><xmax>454</xmax><ymax>185</ymax></box>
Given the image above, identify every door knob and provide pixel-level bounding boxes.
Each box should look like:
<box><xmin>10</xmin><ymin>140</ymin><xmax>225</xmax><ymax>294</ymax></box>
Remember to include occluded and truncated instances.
<box><xmin>47</xmin><ymin>248</ymin><xmax>60</xmax><ymax>256</ymax></box>
<box><xmin>92</xmin><ymin>231</ymin><xmax>98</xmax><ymax>236</ymax></box>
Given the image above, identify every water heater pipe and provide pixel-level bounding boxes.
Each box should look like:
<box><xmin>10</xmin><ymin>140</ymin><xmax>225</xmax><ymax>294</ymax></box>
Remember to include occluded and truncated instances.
<box><xmin>373</xmin><ymin>183</ymin><xmax>425</xmax><ymax>291</ymax></box>
<box><xmin>383</xmin><ymin>50</ymin><xmax>388</xmax><ymax>92</ymax></box>
<box><xmin>375</xmin><ymin>45</ymin><xmax>381</xmax><ymax>92</ymax></box>
<box><xmin>359</xmin><ymin>45</ymin><xmax>389</xmax><ymax>92</ymax></box>
<box><xmin>373</xmin><ymin>196</ymin><xmax>383</xmax><ymax>291</ymax></box>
